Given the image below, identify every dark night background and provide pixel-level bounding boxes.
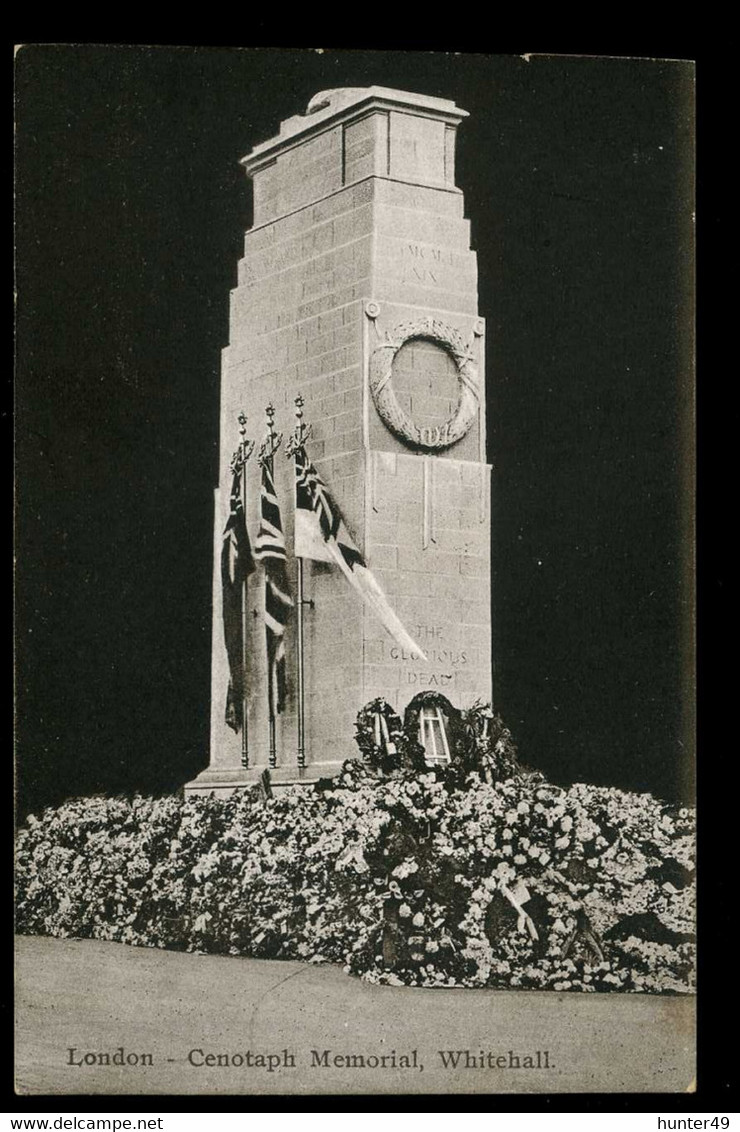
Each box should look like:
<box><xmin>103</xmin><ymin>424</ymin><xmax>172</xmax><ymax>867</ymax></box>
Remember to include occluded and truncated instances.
<box><xmin>14</xmin><ymin>47</ymin><xmax>695</xmax><ymax>819</ymax></box>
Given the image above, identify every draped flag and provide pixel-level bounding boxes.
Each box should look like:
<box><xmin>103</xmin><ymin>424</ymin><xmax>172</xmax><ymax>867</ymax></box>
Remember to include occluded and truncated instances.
<box><xmin>255</xmin><ymin>460</ymin><xmax>293</xmax><ymax>718</ymax></box>
<box><xmin>293</xmin><ymin>444</ymin><xmax>428</xmax><ymax>661</ymax></box>
<box><xmin>222</xmin><ymin>467</ymin><xmax>256</xmax><ymax>732</ymax></box>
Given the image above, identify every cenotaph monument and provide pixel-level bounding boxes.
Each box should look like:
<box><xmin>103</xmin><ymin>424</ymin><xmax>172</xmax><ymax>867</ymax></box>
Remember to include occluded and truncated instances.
<box><xmin>185</xmin><ymin>86</ymin><xmax>492</xmax><ymax>794</ymax></box>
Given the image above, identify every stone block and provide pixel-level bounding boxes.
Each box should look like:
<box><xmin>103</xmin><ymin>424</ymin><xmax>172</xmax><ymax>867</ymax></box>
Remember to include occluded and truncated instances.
<box><xmin>333</xmin><ymin>204</ymin><xmax>374</xmax><ymax>246</ymax></box>
<box><xmin>461</xmin><ymin>462</ymin><xmax>488</xmax><ymax>487</ymax></box>
<box><xmin>333</xmin><ymin>363</ymin><xmax>362</xmax><ymax>393</ymax></box>
<box><xmin>428</xmin><ymin>572</ymin><xmax>466</xmax><ymax>599</ymax></box>
<box><xmin>327</xmin><ymin>451</ymin><xmax>361</xmax><ymax>481</ymax></box>
<box><xmin>368</xmin><ymin>568</ymin><xmax>399</xmax><ymax>597</ymax></box>
<box><xmin>396</xmin><ymin>500</ymin><xmax>423</xmax><ymax>532</ymax></box>
<box><xmin>367</xmin><ymin>520</ymin><xmax>397</xmax><ymax>545</ymax></box>
<box><xmin>459</xmin><ymin>555</ymin><xmax>490</xmax><ymax>579</ymax></box>
<box><xmin>397</xmin><ymin>572</ymin><xmax>433</xmax><ymax>597</ymax></box>
<box><xmin>362</xmin><ymin>638</ymin><xmax>386</xmax><ymax>666</ymax></box>
<box><xmin>432</xmin><ymin>527</ymin><xmax>489</xmax><ymax>556</ymax></box>
<box><xmin>368</xmin><ymin>544</ymin><xmax>397</xmax><ymax>571</ymax></box>
<box><xmin>371</xmin><ymin>498</ymin><xmax>398</xmax><ymax>523</ymax></box>
<box><xmin>374</xmin><ymin>275</ymin><xmax>478</xmax><ymax>317</ymax></box>
<box><xmin>374</xmin><ymin>177</ymin><xmax>465</xmax><ymax>218</ymax></box>
<box><xmin>362</xmin><ymin>663</ymin><xmax>404</xmax><ymax>690</ymax></box>
<box><xmin>458</xmin><ymin>623</ymin><xmax>490</xmax><ymax>649</ymax></box>
<box><xmin>389</xmin><ymin>111</ymin><xmax>446</xmax><ymax>186</ymax></box>
<box><xmin>329</xmin><ymin>408</ymin><xmax>357</xmax><ymax>436</ymax></box>
<box><xmin>244</xmin><ymin>223</ymin><xmax>276</xmax><ymax>254</ymax></box>
<box><xmin>464</xmin><ymin>604</ymin><xmax>493</xmax><ymax>636</ymax></box>
<box><xmin>318</xmin><ymin>390</ymin><xmax>347</xmax><ymax>418</ymax></box>
<box><xmin>374</xmin><ymin>204</ymin><xmax>471</xmax><ymax>248</ymax></box>
<box><xmin>336</xmin><ymin>427</ymin><xmax>363</xmax><ymax>456</ymax></box>
<box><xmin>394</xmin><ymin>594</ymin><xmax>440</xmax><ymax>625</ymax></box>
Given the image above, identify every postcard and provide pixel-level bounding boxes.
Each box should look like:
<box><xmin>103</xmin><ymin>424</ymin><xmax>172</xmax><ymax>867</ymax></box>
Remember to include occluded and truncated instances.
<box><xmin>14</xmin><ymin>46</ymin><xmax>695</xmax><ymax>1097</ymax></box>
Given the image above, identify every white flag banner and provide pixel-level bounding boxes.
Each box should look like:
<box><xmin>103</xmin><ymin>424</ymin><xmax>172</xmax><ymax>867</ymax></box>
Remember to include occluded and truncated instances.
<box><xmin>294</xmin><ymin>498</ymin><xmax>334</xmax><ymax>562</ymax></box>
<box><xmin>293</xmin><ymin>445</ymin><xmax>428</xmax><ymax>662</ymax></box>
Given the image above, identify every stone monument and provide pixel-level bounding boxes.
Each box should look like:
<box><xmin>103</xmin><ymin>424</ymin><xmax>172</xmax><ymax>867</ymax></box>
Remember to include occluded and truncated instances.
<box><xmin>185</xmin><ymin>86</ymin><xmax>491</xmax><ymax>795</ymax></box>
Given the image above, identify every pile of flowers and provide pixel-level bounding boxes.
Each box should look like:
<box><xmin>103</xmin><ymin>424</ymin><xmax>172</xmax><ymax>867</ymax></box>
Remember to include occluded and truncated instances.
<box><xmin>15</xmin><ymin>702</ymin><xmax>695</xmax><ymax>994</ymax></box>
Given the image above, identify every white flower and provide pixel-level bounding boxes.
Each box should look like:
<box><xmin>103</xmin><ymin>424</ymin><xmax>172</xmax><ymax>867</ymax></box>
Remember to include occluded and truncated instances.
<box><xmin>412</xmin><ymin>912</ymin><xmax>425</xmax><ymax>928</ymax></box>
<box><xmin>399</xmin><ymin>903</ymin><xmax>412</xmax><ymax>918</ymax></box>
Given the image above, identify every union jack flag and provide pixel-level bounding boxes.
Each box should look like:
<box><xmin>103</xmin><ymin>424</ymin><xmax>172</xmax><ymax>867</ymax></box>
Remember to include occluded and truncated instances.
<box><xmin>255</xmin><ymin>459</ymin><xmax>293</xmax><ymax>718</ymax></box>
<box><xmin>293</xmin><ymin>444</ymin><xmax>427</xmax><ymax>661</ymax></box>
<box><xmin>222</xmin><ymin>467</ymin><xmax>256</xmax><ymax>732</ymax></box>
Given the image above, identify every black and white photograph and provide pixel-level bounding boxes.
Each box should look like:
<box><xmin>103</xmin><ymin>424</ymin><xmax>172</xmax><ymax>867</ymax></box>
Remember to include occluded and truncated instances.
<box><xmin>14</xmin><ymin>46</ymin><xmax>696</xmax><ymax>1098</ymax></box>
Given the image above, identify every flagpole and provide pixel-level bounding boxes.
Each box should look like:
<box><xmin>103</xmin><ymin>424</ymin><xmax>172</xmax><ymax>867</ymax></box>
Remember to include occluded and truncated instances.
<box><xmin>287</xmin><ymin>394</ymin><xmax>312</xmax><ymax>774</ymax></box>
<box><xmin>296</xmin><ymin>554</ymin><xmax>306</xmax><ymax>772</ymax></box>
<box><xmin>267</xmin><ymin>457</ymin><xmax>277</xmax><ymax>771</ymax></box>
<box><xmin>259</xmin><ymin>402</ymin><xmax>283</xmax><ymax>771</ymax></box>
<box><xmin>237</xmin><ymin>412</ymin><xmax>250</xmax><ymax>770</ymax></box>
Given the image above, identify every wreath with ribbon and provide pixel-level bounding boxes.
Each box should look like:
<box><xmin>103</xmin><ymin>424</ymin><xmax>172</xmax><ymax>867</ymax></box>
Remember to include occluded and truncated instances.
<box><xmin>354</xmin><ymin>693</ymin><xmax>526</xmax><ymax>784</ymax></box>
<box><xmin>403</xmin><ymin>691</ymin><xmax>465</xmax><ymax>765</ymax></box>
<box><xmin>456</xmin><ymin>700</ymin><xmax>522</xmax><ymax>785</ymax></box>
<box><xmin>368</xmin><ymin>317</ymin><xmax>481</xmax><ymax>452</ymax></box>
<box><xmin>354</xmin><ymin>698</ymin><xmax>405</xmax><ymax>773</ymax></box>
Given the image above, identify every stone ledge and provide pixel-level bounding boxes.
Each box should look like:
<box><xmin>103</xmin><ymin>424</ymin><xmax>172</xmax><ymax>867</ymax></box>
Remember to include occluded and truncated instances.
<box><xmin>246</xmin><ymin>174</ymin><xmax>464</xmax><ymax>239</ymax></box>
<box><xmin>242</xmin><ymin>87</ymin><xmax>468</xmax><ymax>173</ymax></box>
<box><xmin>183</xmin><ymin>760</ymin><xmax>347</xmax><ymax>796</ymax></box>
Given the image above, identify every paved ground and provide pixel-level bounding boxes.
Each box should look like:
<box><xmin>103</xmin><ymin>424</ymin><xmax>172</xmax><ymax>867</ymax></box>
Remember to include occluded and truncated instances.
<box><xmin>15</xmin><ymin>936</ymin><xmax>695</xmax><ymax>1096</ymax></box>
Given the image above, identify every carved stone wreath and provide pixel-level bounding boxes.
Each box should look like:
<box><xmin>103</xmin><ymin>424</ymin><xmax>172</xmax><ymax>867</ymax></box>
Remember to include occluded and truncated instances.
<box><xmin>369</xmin><ymin>317</ymin><xmax>480</xmax><ymax>451</ymax></box>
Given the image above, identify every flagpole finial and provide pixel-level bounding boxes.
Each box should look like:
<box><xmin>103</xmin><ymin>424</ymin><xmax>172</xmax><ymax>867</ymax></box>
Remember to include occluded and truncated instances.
<box><xmin>286</xmin><ymin>392</ymin><xmax>312</xmax><ymax>457</ymax></box>
<box><xmin>258</xmin><ymin>401</ymin><xmax>283</xmax><ymax>465</ymax></box>
<box><xmin>231</xmin><ymin>411</ymin><xmax>255</xmax><ymax>473</ymax></box>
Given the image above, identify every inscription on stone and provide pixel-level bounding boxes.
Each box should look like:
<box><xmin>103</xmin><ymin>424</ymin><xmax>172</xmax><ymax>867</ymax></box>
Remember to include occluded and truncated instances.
<box><xmin>384</xmin><ymin>624</ymin><xmax>467</xmax><ymax>687</ymax></box>
<box><xmin>402</xmin><ymin>243</ymin><xmax>453</xmax><ymax>286</ymax></box>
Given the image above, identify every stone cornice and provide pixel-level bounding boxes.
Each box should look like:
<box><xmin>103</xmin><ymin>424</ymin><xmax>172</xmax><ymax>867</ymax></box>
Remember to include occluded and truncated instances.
<box><xmin>240</xmin><ymin>86</ymin><xmax>468</xmax><ymax>176</ymax></box>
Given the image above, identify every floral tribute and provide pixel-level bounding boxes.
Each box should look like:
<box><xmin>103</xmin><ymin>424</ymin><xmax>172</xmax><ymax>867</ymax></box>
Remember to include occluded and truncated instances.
<box><xmin>354</xmin><ymin>698</ymin><xmax>426</xmax><ymax>774</ymax></box>
<box><xmin>15</xmin><ymin>701</ymin><xmax>695</xmax><ymax>995</ymax></box>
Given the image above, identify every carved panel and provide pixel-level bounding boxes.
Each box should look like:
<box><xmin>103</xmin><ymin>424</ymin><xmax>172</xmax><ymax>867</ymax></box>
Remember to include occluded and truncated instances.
<box><xmin>368</xmin><ymin>317</ymin><xmax>480</xmax><ymax>451</ymax></box>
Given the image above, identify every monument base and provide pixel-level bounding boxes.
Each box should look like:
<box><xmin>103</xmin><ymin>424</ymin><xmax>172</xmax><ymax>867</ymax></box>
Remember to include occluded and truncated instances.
<box><xmin>183</xmin><ymin>759</ymin><xmax>347</xmax><ymax>798</ymax></box>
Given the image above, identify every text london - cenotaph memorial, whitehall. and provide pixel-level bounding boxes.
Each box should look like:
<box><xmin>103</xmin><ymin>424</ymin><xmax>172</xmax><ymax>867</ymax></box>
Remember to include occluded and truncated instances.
<box><xmin>185</xmin><ymin>86</ymin><xmax>492</xmax><ymax>795</ymax></box>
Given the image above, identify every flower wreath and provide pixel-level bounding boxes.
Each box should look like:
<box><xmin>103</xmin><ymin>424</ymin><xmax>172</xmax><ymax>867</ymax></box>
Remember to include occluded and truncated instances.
<box><xmin>403</xmin><ymin>691</ymin><xmax>464</xmax><ymax>763</ymax></box>
<box><xmin>354</xmin><ymin>698</ymin><xmax>405</xmax><ymax>773</ymax></box>
<box><xmin>458</xmin><ymin>700</ymin><xmax>523</xmax><ymax>783</ymax></box>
